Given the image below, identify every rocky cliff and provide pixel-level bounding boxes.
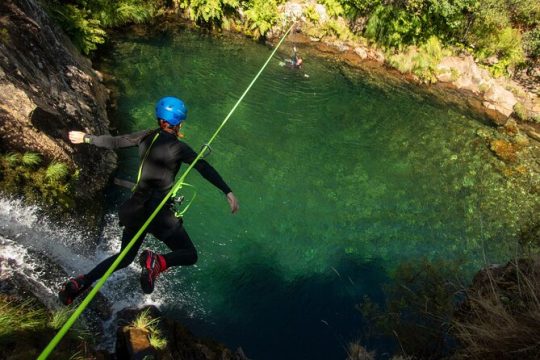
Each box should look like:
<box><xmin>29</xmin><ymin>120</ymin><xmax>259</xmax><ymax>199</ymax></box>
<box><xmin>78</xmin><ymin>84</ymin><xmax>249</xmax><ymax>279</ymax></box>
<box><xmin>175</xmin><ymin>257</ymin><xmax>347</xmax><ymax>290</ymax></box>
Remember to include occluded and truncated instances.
<box><xmin>0</xmin><ymin>0</ymin><xmax>116</xmax><ymax>203</ymax></box>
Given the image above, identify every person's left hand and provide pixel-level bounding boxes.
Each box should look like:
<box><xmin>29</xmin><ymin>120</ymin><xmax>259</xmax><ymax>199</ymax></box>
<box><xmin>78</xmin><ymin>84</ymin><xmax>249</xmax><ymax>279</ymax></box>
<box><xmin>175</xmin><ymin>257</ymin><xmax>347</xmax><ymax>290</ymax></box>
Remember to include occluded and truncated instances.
<box><xmin>226</xmin><ymin>192</ymin><xmax>239</xmax><ymax>214</ymax></box>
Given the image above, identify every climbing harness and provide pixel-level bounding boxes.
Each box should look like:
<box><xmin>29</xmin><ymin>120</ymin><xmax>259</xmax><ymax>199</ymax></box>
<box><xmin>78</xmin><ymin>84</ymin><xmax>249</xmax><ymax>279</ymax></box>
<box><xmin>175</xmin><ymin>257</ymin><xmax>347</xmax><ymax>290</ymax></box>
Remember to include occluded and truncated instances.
<box><xmin>132</xmin><ymin>131</ymin><xmax>160</xmax><ymax>191</ymax></box>
<box><xmin>38</xmin><ymin>22</ymin><xmax>296</xmax><ymax>360</ymax></box>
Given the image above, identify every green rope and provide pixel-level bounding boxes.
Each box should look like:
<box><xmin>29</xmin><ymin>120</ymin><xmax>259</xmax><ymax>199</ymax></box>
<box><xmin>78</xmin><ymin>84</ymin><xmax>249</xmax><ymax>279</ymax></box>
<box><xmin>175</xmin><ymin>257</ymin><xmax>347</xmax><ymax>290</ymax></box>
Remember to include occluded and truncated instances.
<box><xmin>38</xmin><ymin>22</ymin><xmax>294</xmax><ymax>360</ymax></box>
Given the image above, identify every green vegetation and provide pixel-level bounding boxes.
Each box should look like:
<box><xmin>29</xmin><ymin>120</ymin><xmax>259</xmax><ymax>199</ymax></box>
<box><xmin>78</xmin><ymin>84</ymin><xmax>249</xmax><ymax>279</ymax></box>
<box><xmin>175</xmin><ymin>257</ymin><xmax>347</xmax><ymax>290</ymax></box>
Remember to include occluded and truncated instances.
<box><xmin>355</xmin><ymin>257</ymin><xmax>540</xmax><ymax>358</ymax></box>
<box><xmin>358</xmin><ymin>259</ymin><xmax>463</xmax><ymax>358</ymax></box>
<box><xmin>513</xmin><ymin>102</ymin><xmax>528</xmax><ymax>121</ymax></box>
<box><xmin>0</xmin><ymin>296</ymin><xmax>48</xmax><ymax>338</ymax></box>
<box><xmin>0</xmin><ymin>28</ymin><xmax>9</xmax><ymax>44</ymax></box>
<box><xmin>179</xmin><ymin>0</ymin><xmax>239</xmax><ymax>28</ymax></box>
<box><xmin>131</xmin><ymin>308</ymin><xmax>168</xmax><ymax>350</ymax></box>
<box><xmin>453</xmin><ymin>259</ymin><xmax>540</xmax><ymax>359</ymax></box>
<box><xmin>45</xmin><ymin>0</ymin><xmax>155</xmax><ymax>54</ymax></box>
<box><xmin>46</xmin><ymin>0</ymin><xmax>539</xmax><ymax>79</ymax></box>
<box><xmin>0</xmin><ymin>295</ymin><xmax>96</xmax><ymax>358</ymax></box>
<box><xmin>243</xmin><ymin>0</ymin><xmax>281</xmax><ymax>39</ymax></box>
<box><xmin>0</xmin><ymin>151</ymin><xmax>78</xmax><ymax>210</ymax></box>
<box><xmin>387</xmin><ymin>36</ymin><xmax>448</xmax><ymax>82</ymax></box>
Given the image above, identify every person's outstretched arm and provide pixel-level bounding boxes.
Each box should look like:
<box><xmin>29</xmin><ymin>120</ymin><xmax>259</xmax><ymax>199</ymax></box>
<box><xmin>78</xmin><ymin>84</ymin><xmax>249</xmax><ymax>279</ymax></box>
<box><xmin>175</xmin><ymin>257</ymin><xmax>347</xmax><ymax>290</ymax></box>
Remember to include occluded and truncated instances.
<box><xmin>176</xmin><ymin>143</ymin><xmax>239</xmax><ymax>214</ymax></box>
<box><xmin>68</xmin><ymin>129</ymin><xmax>154</xmax><ymax>149</ymax></box>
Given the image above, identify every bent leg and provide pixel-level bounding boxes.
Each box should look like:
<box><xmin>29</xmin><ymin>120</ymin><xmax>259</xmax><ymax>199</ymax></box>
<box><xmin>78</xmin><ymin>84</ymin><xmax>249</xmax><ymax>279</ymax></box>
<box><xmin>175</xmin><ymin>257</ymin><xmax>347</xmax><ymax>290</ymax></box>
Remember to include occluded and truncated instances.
<box><xmin>161</xmin><ymin>224</ymin><xmax>198</xmax><ymax>267</ymax></box>
<box><xmin>85</xmin><ymin>227</ymin><xmax>147</xmax><ymax>284</ymax></box>
<box><xmin>149</xmin><ymin>208</ymin><xmax>198</xmax><ymax>267</ymax></box>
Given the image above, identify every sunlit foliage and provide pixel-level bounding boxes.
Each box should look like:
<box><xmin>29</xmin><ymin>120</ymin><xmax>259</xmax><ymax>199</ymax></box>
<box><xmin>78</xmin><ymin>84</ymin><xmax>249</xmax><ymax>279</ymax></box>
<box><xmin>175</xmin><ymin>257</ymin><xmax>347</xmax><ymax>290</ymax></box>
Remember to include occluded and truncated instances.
<box><xmin>243</xmin><ymin>0</ymin><xmax>281</xmax><ymax>39</ymax></box>
<box><xmin>46</xmin><ymin>0</ymin><xmax>155</xmax><ymax>54</ymax></box>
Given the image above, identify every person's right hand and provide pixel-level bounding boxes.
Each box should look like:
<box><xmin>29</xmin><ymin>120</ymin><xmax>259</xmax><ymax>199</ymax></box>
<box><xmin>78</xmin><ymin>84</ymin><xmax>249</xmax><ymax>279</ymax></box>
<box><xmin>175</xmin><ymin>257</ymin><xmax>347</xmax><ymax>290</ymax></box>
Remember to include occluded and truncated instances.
<box><xmin>226</xmin><ymin>192</ymin><xmax>239</xmax><ymax>214</ymax></box>
<box><xmin>69</xmin><ymin>131</ymin><xmax>86</xmax><ymax>144</ymax></box>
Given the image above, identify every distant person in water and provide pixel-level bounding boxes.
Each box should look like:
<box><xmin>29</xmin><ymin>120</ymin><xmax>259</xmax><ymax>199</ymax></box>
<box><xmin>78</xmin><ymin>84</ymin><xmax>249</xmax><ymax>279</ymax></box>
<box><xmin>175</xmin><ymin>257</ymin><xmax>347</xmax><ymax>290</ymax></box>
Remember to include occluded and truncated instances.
<box><xmin>59</xmin><ymin>96</ymin><xmax>239</xmax><ymax>305</ymax></box>
<box><xmin>290</xmin><ymin>46</ymin><xmax>303</xmax><ymax>68</ymax></box>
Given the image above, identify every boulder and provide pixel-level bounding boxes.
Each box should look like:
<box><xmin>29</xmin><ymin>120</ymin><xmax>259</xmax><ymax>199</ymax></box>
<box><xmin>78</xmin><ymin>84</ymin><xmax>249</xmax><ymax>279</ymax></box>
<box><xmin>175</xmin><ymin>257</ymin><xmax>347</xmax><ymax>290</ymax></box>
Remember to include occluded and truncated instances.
<box><xmin>116</xmin><ymin>306</ymin><xmax>251</xmax><ymax>360</ymax></box>
<box><xmin>0</xmin><ymin>0</ymin><xmax>117</xmax><ymax>203</ymax></box>
<box><xmin>482</xmin><ymin>84</ymin><xmax>517</xmax><ymax>124</ymax></box>
<box><xmin>354</xmin><ymin>47</ymin><xmax>368</xmax><ymax>60</ymax></box>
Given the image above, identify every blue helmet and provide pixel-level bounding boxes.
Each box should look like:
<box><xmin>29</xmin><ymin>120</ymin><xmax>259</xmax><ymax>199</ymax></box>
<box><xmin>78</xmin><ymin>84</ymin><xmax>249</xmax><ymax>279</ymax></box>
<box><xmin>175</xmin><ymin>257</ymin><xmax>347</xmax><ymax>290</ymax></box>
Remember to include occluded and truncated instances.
<box><xmin>155</xmin><ymin>96</ymin><xmax>187</xmax><ymax>125</ymax></box>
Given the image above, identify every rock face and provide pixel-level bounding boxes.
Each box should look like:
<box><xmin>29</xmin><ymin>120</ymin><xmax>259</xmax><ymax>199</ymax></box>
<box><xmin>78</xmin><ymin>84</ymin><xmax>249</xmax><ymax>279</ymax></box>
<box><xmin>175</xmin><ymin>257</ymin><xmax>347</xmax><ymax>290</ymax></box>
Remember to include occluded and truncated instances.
<box><xmin>0</xmin><ymin>0</ymin><xmax>116</xmax><ymax>202</ymax></box>
<box><xmin>436</xmin><ymin>55</ymin><xmax>518</xmax><ymax>124</ymax></box>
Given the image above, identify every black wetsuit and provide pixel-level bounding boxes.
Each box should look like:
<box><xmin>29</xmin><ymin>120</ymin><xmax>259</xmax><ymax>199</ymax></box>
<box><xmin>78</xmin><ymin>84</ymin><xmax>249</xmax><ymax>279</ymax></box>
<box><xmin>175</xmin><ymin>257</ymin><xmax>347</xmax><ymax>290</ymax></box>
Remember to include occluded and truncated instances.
<box><xmin>83</xmin><ymin>128</ymin><xmax>231</xmax><ymax>284</ymax></box>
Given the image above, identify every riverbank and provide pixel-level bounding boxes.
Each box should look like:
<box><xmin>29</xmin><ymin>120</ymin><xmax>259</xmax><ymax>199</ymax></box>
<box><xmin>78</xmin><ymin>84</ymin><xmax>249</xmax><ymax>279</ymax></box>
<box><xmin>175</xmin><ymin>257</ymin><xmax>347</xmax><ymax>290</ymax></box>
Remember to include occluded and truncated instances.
<box><xmin>257</xmin><ymin>1</ymin><xmax>540</xmax><ymax>135</ymax></box>
<box><xmin>0</xmin><ymin>0</ymin><xmax>539</xmax><ymax>358</ymax></box>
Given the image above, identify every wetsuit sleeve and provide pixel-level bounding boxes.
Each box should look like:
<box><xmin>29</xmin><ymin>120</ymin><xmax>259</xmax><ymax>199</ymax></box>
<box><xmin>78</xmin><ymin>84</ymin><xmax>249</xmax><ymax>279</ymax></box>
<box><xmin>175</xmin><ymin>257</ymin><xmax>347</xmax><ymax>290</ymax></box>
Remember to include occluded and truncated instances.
<box><xmin>194</xmin><ymin>159</ymin><xmax>232</xmax><ymax>195</ymax></box>
<box><xmin>83</xmin><ymin>129</ymin><xmax>153</xmax><ymax>149</ymax></box>
<box><xmin>177</xmin><ymin>143</ymin><xmax>232</xmax><ymax>195</ymax></box>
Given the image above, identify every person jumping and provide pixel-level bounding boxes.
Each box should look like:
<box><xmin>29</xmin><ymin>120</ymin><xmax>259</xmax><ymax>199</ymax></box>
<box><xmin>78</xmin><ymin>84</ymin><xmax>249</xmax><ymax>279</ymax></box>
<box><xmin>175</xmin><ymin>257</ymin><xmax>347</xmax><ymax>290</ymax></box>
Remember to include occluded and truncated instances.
<box><xmin>59</xmin><ymin>96</ymin><xmax>239</xmax><ymax>305</ymax></box>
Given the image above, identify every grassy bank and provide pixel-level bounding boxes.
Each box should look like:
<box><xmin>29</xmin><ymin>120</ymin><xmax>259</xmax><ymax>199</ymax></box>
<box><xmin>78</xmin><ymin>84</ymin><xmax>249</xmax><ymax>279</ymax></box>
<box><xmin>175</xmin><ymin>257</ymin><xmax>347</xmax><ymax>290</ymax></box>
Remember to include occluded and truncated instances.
<box><xmin>0</xmin><ymin>295</ymin><xmax>98</xmax><ymax>359</ymax></box>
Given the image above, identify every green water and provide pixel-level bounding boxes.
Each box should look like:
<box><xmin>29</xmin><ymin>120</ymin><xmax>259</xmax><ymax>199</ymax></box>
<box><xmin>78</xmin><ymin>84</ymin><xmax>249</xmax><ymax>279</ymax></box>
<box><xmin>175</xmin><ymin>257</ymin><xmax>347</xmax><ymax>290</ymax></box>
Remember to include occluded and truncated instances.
<box><xmin>98</xmin><ymin>29</ymin><xmax>536</xmax><ymax>359</ymax></box>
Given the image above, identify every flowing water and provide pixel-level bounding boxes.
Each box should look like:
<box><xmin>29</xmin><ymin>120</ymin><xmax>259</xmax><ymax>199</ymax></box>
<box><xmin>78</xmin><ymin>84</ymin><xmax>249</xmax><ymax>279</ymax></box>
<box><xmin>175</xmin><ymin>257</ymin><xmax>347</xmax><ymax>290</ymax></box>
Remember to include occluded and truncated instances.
<box><xmin>2</xmin><ymin>29</ymin><xmax>537</xmax><ymax>359</ymax></box>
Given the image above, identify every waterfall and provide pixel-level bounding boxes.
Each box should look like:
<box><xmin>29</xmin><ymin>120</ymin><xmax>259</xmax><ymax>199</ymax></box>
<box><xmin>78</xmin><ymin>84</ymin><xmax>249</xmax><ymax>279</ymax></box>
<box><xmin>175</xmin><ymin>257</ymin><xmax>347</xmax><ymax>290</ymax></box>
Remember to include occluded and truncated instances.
<box><xmin>0</xmin><ymin>196</ymin><xmax>165</xmax><ymax>351</ymax></box>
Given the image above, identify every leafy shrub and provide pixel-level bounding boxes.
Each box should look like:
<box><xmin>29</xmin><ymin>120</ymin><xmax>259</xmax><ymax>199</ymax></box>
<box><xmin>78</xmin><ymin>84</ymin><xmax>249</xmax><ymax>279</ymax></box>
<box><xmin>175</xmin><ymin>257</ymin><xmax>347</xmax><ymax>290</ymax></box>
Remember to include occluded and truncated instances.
<box><xmin>340</xmin><ymin>0</ymin><xmax>383</xmax><ymax>19</ymax></box>
<box><xmin>47</xmin><ymin>0</ymin><xmax>155</xmax><ymax>54</ymax></box>
<box><xmin>388</xmin><ymin>36</ymin><xmax>445</xmax><ymax>83</ymax></box>
<box><xmin>524</xmin><ymin>28</ymin><xmax>540</xmax><ymax>60</ymax></box>
<box><xmin>321</xmin><ymin>0</ymin><xmax>344</xmax><ymax>18</ymax></box>
<box><xmin>89</xmin><ymin>0</ymin><xmax>155</xmax><ymax>27</ymax></box>
<box><xmin>364</xmin><ymin>5</ymin><xmax>423</xmax><ymax>49</ymax></box>
<box><xmin>243</xmin><ymin>0</ymin><xmax>280</xmax><ymax>39</ymax></box>
<box><xmin>50</xmin><ymin>4</ymin><xmax>106</xmax><ymax>54</ymax></box>
<box><xmin>304</xmin><ymin>4</ymin><xmax>320</xmax><ymax>23</ymax></box>
<box><xmin>179</xmin><ymin>0</ymin><xmax>239</xmax><ymax>27</ymax></box>
<box><xmin>505</xmin><ymin>0</ymin><xmax>540</xmax><ymax>28</ymax></box>
<box><xmin>322</xmin><ymin>19</ymin><xmax>354</xmax><ymax>40</ymax></box>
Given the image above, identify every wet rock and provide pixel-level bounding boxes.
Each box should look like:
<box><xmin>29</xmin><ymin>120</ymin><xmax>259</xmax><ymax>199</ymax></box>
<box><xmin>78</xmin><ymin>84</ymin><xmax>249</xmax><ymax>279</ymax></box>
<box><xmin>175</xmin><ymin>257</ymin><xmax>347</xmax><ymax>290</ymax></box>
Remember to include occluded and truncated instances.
<box><xmin>116</xmin><ymin>306</ymin><xmax>251</xmax><ymax>360</ymax></box>
<box><xmin>282</xmin><ymin>2</ymin><xmax>303</xmax><ymax>20</ymax></box>
<box><xmin>436</xmin><ymin>56</ymin><xmax>520</xmax><ymax>124</ymax></box>
<box><xmin>483</xmin><ymin>84</ymin><xmax>517</xmax><ymax>123</ymax></box>
<box><xmin>0</xmin><ymin>0</ymin><xmax>117</xmax><ymax>204</ymax></box>
<box><xmin>117</xmin><ymin>326</ymin><xmax>156</xmax><ymax>360</ymax></box>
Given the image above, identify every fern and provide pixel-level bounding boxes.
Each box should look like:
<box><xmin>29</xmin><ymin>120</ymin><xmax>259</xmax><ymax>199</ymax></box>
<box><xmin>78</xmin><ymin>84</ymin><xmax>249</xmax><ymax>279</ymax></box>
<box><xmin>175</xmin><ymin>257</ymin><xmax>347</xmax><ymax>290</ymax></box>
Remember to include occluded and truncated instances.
<box><xmin>321</xmin><ymin>0</ymin><xmax>344</xmax><ymax>18</ymax></box>
<box><xmin>21</xmin><ymin>152</ymin><xmax>42</xmax><ymax>167</ymax></box>
<box><xmin>3</xmin><ymin>152</ymin><xmax>20</xmax><ymax>166</ymax></box>
<box><xmin>243</xmin><ymin>0</ymin><xmax>281</xmax><ymax>39</ymax></box>
<box><xmin>45</xmin><ymin>162</ymin><xmax>69</xmax><ymax>182</ymax></box>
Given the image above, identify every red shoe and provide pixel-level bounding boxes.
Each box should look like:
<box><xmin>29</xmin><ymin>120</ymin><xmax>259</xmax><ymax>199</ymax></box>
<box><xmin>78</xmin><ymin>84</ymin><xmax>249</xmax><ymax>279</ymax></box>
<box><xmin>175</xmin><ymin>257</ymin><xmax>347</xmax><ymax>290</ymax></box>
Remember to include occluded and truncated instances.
<box><xmin>139</xmin><ymin>250</ymin><xmax>167</xmax><ymax>294</ymax></box>
<box><xmin>58</xmin><ymin>275</ymin><xmax>88</xmax><ymax>305</ymax></box>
